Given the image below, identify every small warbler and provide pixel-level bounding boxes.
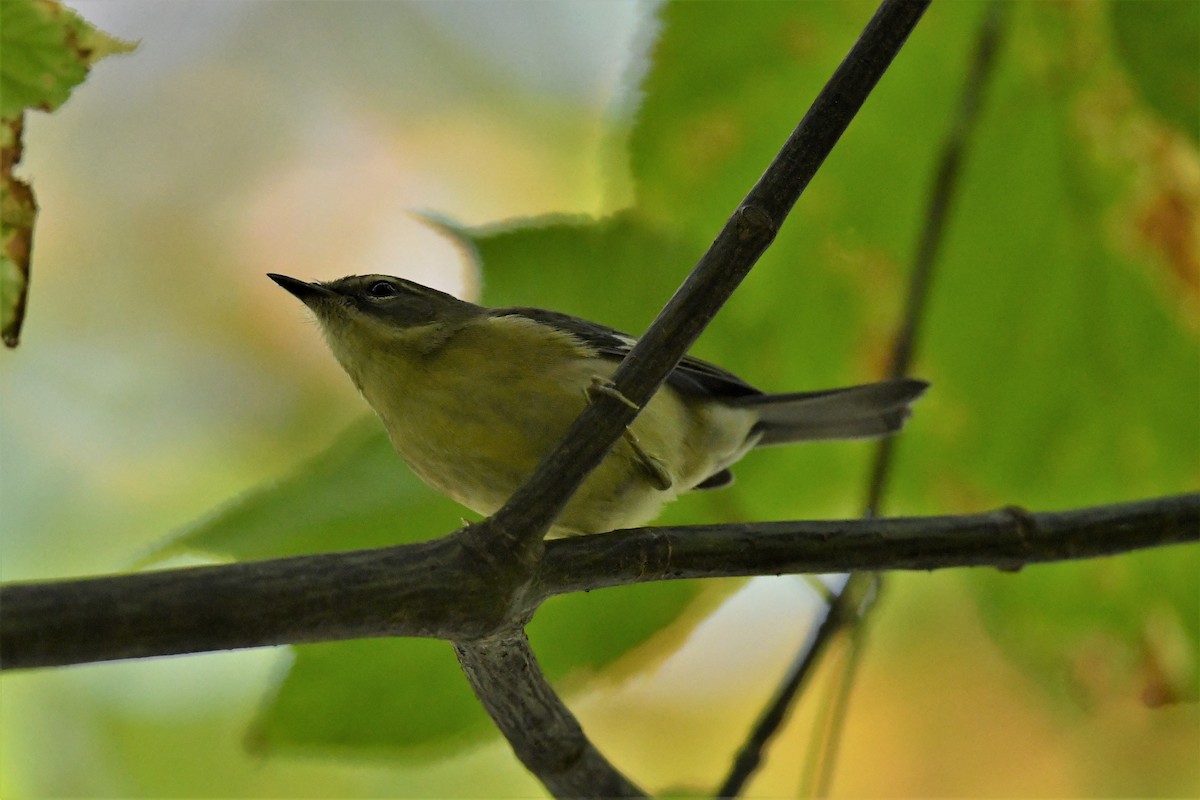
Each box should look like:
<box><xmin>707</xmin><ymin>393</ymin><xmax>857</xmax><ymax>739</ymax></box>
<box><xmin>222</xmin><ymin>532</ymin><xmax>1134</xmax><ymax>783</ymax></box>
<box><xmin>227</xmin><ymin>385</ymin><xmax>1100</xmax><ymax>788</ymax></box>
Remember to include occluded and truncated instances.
<box><xmin>269</xmin><ymin>273</ymin><xmax>927</xmax><ymax>535</ymax></box>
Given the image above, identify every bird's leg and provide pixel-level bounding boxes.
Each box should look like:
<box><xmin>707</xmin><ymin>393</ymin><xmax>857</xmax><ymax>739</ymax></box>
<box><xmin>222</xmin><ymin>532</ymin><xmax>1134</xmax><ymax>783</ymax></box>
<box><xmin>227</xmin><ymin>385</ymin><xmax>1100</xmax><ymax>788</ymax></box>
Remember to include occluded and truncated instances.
<box><xmin>623</xmin><ymin>428</ymin><xmax>673</xmax><ymax>491</ymax></box>
<box><xmin>585</xmin><ymin>375</ymin><xmax>640</xmax><ymax>410</ymax></box>
<box><xmin>583</xmin><ymin>376</ymin><xmax>673</xmax><ymax>491</ymax></box>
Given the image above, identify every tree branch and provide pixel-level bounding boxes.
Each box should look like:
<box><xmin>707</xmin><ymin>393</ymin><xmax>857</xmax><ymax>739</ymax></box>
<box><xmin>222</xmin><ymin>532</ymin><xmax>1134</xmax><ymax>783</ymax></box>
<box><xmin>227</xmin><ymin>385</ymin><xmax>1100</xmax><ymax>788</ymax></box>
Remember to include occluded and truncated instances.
<box><xmin>0</xmin><ymin>533</ymin><xmax>517</xmax><ymax>670</ymax></box>
<box><xmin>534</xmin><ymin>494</ymin><xmax>1199</xmax><ymax>598</ymax></box>
<box><xmin>477</xmin><ymin>0</ymin><xmax>932</xmax><ymax>553</ymax></box>
<box><xmin>454</xmin><ymin>631</ymin><xmax>645</xmax><ymax>797</ymax></box>
<box><xmin>3</xmin><ymin>495</ymin><xmax>1195</xmax><ymax>671</ymax></box>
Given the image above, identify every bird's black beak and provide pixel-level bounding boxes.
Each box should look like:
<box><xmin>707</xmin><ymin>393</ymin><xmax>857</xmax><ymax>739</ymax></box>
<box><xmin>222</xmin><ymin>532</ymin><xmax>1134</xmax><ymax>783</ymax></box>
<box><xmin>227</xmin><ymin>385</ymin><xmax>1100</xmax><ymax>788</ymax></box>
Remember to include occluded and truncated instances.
<box><xmin>267</xmin><ymin>273</ymin><xmax>338</xmax><ymax>305</ymax></box>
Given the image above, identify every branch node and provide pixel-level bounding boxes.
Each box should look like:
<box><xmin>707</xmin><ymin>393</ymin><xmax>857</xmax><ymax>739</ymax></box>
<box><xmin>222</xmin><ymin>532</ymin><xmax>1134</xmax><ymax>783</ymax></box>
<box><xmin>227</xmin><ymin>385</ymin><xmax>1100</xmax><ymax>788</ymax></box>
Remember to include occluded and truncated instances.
<box><xmin>999</xmin><ymin>504</ymin><xmax>1039</xmax><ymax>572</ymax></box>
<box><xmin>735</xmin><ymin>203</ymin><xmax>777</xmax><ymax>243</ymax></box>
<box><xmin>449</xmin><ymin>520</ymin><xmax>544</xmax><ymax>633</ymax></box>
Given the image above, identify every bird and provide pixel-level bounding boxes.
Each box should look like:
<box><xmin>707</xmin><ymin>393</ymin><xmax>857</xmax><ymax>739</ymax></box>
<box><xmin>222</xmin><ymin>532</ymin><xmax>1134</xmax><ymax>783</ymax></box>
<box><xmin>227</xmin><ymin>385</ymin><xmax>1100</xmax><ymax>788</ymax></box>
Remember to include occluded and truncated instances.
<box><xmin>269</xmin><ymin>272</ymin><xmax>927</xmax><ymax>536</ymax></box>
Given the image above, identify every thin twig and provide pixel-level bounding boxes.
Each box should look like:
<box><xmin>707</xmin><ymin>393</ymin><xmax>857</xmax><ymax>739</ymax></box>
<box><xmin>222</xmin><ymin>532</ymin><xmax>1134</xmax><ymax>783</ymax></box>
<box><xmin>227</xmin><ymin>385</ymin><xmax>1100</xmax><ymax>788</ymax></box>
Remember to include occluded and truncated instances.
<box><xmin>814</xmin><ymin>10</ymin><xmax>1014</xmax><ymax>795</ymax></box>
<box><xmin>716</xmin><ymin>576</ymin><xmax>868</xmax><ymax>799</ymax></box>
<box><xmin>716</xmin><ymin>4</ymin><xmax>1011</xmax><ymax>795</ymax></box>
<box><xmin>865</xmin><ymin>0</ymin><xmax>1010</xmax><ymax>510</ymax></box>
<box><xmin>804</xmin><ymin>575</ymin><xmax>877</xmax><ymax>796</ymax></box>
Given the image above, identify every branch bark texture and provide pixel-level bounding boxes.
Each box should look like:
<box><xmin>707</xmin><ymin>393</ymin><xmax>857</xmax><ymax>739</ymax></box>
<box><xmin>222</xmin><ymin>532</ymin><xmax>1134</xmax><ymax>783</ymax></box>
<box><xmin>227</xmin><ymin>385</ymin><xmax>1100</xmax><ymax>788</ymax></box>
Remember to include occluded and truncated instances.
<box><xmin>454</xmin><ymin>631</ymin><xmax>645</xmax><ymax>797</ymax></box>
<box><xmin>3</xmin><ymin>494</ymin><xmax>1195</xmax><ymax>671</ymax></box>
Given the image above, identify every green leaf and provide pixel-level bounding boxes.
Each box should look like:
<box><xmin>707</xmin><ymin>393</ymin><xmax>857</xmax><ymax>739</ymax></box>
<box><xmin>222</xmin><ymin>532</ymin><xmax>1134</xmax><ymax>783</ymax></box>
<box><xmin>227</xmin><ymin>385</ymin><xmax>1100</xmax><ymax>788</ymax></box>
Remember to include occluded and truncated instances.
<box><xmin>921</xmin><ymin>3</ymin><xmax>1199</xmax><ymax>511</ymax></box>
<box><xmin>528</xmin><ymin>579</ymin><xmax>720</xmax><ymax>682</ymax></box>
<box><xmin>971</xmin><ymin>545</ymin><xmax>1200</xmax><ymax>707</ymax></box>
<box><xmin>436</xmin><ymin>211</ymin><xmax>695</xmax><ymax>335</ymax></box>
<box><xmin>0</xmin><ymin>0</ymin><xmax>134</xmax><ymax>346</ymax></box>
<box><xmin>159</xmin><ymin>417</ymin><xmax>465</xmax><ymax>560</ymax></box>
<box><xmin>631</xmin><ymin>1</ymin><xmax>872</xmax><ymax>238</ymax></box>
<box><xmin>252</xmin><ymin>639</ymin><xmax>491</xmax><ymax>755</ymax></box>
<box><xmin>1110</xmin><ymin>0</ymin><xmax>1200</xmax><ymax>142</ymax></box>
<box><xmin>0</xmin><ymin>0</ymin><xmax>135</xmax><ymax>117</ymax></box>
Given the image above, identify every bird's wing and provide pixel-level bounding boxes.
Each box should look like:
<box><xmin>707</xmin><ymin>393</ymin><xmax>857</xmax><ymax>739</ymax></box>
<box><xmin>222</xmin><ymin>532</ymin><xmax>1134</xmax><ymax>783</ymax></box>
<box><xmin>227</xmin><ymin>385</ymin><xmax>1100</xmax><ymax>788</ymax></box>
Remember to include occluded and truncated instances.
<box><xmin>490</xmin><ymin>307</ymin><xmax>763</xmax><ymax>400</ymax></box>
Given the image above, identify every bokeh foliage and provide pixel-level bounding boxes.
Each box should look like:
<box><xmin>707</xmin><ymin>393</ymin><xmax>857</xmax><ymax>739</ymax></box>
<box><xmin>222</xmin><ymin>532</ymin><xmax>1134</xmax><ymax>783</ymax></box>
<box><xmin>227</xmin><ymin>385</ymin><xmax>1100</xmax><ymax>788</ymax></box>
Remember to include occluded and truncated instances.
<box><xmin>170</xmin><ymin>0</ymin><xmax>1197</xmax><ymax>767</ymax></box>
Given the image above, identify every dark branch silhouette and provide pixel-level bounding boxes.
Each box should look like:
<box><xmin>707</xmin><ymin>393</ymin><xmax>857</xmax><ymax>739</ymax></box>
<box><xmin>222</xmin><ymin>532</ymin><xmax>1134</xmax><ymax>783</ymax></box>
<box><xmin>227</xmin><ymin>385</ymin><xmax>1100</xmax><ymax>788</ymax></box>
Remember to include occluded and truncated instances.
<box><xmin>4</xmin><ymin>494</ymin><xmax>1195</xmax><ymax>671</ymax></box>
<box><xmin>454</xmin><ymin>631</ymin><xmax>645</xmax><ymax>796</ymax></box>
<box><xmin>472</xmin><ymin>0</ymin><xmax>933</xmax><ymax>556</ymax></box>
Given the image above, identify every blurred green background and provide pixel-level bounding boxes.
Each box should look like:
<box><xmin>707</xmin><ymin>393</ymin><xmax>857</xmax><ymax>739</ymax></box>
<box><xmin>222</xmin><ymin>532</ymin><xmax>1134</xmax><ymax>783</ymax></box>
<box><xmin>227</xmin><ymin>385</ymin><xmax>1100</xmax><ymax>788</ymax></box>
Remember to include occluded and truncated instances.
<box><xmin>2</xmin><ymin>0</ymin><xmax>1197</xmax><ymax>797</ymax></box>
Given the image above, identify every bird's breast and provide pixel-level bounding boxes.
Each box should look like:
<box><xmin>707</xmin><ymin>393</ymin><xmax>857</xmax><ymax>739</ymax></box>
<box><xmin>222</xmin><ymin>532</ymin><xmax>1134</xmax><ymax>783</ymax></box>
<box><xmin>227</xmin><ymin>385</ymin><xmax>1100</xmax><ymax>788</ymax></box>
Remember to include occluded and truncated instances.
<box><xmin>356</xmin><ymin>315</ymin><xmax>758</xmax><ymax>533</ymax></box>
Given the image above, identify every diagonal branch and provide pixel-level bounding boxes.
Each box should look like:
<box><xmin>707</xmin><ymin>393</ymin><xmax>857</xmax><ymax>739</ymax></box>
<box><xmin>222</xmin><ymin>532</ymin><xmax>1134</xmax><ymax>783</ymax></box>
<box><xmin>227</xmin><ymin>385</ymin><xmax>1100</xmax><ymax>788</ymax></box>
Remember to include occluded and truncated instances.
<box><xmin>718</xmin><ymin>575</ymin><xmax>876</xmax><ymax>799</ymax></box>
<box><xmin>3</xmin><ymin>494</ymin><xmax>1195</xmax><ymax>671</ymax></box>
<box><xmin>477</xmin><ymin>0</ymin><xmax>933</xmax><ymax>553</ymax></box>
<box><xmin>865</xmin><ymin>0</ymin><xmax>1010</xmax><ymax>512</ymax></box>
<box><xmin>454</xmin><ymin>630</ymin><xmax>645</xmax><ymax>797</ymax></box>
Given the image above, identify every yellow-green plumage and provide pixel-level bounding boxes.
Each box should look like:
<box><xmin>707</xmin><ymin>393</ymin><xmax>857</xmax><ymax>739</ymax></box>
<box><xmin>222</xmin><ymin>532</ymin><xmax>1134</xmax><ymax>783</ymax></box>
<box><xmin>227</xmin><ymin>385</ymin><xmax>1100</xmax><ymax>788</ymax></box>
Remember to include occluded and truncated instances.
<box><xmin>269</xmin><ymin>273</ymin><xmax>926</xmax><ymax>536</ymax></box>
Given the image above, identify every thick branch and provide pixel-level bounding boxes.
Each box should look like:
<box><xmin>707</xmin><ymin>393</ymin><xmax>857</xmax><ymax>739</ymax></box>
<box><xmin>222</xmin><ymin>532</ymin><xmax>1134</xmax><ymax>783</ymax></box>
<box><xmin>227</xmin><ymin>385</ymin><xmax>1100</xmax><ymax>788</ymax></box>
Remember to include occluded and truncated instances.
<box><xmin>454</xmin><ymin>631</ymin><xmax>645</xmax><ymax>797</ymax></box>
<box><xmin>0</xmin><ymin>531</ymin><xmax>525</xmax><ymax>670</ymax></box>
<box><xmin>3</xmin><ymin>495</ymin><xmax>1194</xmax><ymax>671</ymax></box>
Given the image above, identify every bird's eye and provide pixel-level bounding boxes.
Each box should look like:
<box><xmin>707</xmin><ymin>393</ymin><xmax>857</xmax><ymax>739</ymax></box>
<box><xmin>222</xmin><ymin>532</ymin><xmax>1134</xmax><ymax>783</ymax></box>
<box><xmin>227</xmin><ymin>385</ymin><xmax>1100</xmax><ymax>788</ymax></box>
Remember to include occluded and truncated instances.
<box><xmin>366</xmin><ymin>281</ymin><xmax>398</xmax><ymax>299</ymax></box>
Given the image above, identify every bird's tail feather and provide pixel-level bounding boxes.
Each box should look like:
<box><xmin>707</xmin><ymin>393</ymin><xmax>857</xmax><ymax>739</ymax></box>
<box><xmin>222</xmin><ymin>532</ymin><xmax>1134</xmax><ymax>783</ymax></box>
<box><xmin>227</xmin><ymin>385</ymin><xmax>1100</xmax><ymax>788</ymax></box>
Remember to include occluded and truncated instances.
<box><xmin>731</xmin><ymin>378</ymin><xmax>929</xmax><ymax>446</ymax></box>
